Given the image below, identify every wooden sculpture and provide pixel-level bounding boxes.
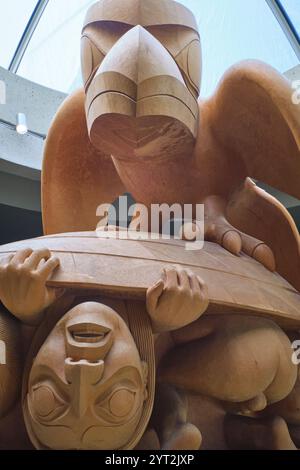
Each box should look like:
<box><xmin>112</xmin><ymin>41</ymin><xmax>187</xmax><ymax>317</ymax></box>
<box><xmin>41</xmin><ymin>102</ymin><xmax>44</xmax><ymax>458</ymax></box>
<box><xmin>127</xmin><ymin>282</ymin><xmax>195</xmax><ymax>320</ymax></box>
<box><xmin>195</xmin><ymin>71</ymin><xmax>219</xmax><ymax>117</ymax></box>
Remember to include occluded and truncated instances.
<box><xmin>43</xmin><ymin>0</ymin><xmax>300</xmax><ymax>294</ymax></box>
<box><xmin>0</xmin><ymin>233</ymin><xmax>299</xmax><ymax>450</ymax></box>
<box><xmin>0</xmin><ymin>0</ymin><xmax>300</xmax><ymax>451</ymax></box>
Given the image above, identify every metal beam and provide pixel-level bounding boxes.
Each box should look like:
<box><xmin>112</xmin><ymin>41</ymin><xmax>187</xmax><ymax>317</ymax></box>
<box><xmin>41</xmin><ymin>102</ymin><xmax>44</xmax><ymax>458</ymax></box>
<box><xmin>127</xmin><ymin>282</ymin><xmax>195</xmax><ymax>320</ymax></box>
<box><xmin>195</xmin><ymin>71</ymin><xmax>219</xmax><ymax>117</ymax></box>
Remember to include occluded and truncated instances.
<box><xmin>266</xmin><ymin>0</ymin><xmax>300</xmax><ymax>61</ymax></box>
<box><xmin>9</xmin><ymin>0</ymin><xmax>50</xmax><ymax>73</ymax></box>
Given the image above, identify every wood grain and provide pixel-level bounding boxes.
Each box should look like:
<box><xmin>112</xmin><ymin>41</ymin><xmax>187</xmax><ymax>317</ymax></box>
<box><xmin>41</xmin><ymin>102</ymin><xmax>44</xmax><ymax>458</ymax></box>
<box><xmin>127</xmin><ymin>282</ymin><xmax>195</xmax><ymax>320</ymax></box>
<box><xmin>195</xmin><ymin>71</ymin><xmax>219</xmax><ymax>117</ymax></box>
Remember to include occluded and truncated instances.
<box><xmin>1</xmin><ymin>232</ymin><xmax>299</xmax><ymax>328</ymax></box>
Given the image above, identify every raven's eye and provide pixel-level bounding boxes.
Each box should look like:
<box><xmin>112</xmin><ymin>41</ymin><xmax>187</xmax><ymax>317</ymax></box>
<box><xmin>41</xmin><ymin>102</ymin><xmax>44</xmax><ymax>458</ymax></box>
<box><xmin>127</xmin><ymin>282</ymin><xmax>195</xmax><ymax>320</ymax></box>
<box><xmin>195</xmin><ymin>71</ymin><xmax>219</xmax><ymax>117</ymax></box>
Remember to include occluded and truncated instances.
<box><xmin>31</xmin><ymin>385</ymin><xmax>66</xmax><ymax>420</ymax></box>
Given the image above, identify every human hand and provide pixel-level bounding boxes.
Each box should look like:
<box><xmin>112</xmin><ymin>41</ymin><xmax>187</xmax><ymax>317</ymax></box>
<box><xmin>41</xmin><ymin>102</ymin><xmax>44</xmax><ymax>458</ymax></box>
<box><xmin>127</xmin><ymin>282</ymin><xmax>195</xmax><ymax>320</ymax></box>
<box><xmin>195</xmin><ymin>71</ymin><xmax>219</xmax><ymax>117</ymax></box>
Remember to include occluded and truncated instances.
<box><xmin>0</xmin><ymin>248</ymin><xmax>63</xmax><ymax>325</ymax></box>
<box><xmin>146</xmin><ymin>267</ymin><xmax>209</xmax><ymax>333</ymax></box>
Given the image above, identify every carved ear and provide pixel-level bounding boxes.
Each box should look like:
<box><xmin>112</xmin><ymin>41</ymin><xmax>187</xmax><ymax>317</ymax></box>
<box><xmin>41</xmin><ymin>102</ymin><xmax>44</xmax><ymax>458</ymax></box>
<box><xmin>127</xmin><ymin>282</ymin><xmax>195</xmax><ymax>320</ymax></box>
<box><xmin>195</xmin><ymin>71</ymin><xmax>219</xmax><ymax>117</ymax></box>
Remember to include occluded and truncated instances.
<box><xmin>141</xmin><ymin>361</ymin><xmax>149</xmax><ymax>400</ymax></box>
<box><xmin>141</xmin><ymin>361</ymin><xmax>148</xmax><ymax>383</ymax></box>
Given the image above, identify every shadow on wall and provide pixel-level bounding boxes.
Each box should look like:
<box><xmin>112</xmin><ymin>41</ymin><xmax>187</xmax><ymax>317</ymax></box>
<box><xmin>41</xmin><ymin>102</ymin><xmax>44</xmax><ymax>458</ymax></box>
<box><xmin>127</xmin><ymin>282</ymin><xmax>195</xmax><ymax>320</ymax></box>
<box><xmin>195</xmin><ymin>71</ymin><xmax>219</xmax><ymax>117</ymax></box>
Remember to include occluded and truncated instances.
<box><xmin>0</xmin><ymin>204</ymin><xmax>43</xmax><ymax>245</ymax></box>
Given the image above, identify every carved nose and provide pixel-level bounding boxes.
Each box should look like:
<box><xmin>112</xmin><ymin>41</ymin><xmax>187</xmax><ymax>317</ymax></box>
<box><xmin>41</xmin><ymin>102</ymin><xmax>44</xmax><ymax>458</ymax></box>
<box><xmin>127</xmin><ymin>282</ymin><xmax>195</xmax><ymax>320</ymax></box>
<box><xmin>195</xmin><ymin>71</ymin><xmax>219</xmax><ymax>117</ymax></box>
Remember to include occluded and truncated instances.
<box><xmin>65</xmin><ymin>358</ymin><xmax>104</xmax><ymax>385</ymax></box>
<box><xmin>95</xmin><ymin>25</ymin><xmax>184</xmax><ymax>85</ymax></box>
<box><xmin>65</xmin><ymin>358</ymin><xmax>104</xmax><ymax>418</ymax></box>
<box><xmin>86</xmin><ymin>25</ymin><xmax>198</xmax><ymax>159</ymax></box>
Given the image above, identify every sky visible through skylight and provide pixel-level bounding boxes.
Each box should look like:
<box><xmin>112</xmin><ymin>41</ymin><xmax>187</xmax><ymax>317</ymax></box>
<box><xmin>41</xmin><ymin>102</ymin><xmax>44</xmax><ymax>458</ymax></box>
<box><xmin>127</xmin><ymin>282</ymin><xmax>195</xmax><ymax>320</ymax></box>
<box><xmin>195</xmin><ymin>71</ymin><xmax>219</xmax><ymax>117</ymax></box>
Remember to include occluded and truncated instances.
<box><xmin>0</xmin><ymin>0</ymin><xmax>299</xmax><ymax>98</ymax></box>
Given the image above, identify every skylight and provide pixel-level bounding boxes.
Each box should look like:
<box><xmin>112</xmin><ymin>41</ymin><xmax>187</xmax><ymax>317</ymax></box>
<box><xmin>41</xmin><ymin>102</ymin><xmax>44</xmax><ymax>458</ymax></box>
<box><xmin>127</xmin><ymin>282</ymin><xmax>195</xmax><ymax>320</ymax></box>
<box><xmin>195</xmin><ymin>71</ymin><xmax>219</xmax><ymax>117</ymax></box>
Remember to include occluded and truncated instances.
<box><xmin>1</xmin><ymin>0</ymin><xmax>299</xmax><ymax>98</ymax></box>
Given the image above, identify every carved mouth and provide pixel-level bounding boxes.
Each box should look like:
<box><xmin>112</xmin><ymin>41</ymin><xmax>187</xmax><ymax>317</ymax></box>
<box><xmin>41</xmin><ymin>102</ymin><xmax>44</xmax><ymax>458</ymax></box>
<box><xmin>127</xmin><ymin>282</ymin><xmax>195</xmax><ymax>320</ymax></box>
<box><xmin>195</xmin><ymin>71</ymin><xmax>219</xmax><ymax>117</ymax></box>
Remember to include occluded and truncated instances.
<box><xmin>68</xmin><ymin>323</ymin><xmax>111</xmax><ymax>345</ymax></box>
<box><xmin>71</xmin><ymin>331</ymin><xmax>107</xmax><ymax>343</ymax></box>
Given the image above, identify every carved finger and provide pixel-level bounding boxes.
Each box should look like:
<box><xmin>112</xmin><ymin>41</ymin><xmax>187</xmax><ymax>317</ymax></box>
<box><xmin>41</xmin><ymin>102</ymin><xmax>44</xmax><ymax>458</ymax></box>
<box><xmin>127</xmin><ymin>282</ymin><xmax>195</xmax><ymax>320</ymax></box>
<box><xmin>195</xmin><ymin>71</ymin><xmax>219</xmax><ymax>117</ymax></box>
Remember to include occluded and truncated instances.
<box><xmin>197</xmin><ymin>275</ymin><xmax>207</xmax><ymax>290</ymax></box>
<box><xmin>164</xmin><ymin>268</ymin><xmax>179</xmax><ymax>288</ymax></box>
<box><xmin>253</xmin><ymin>244</ymin><xmax>276</xmax><ymax>272</ymax></box>
<box><xmin>189</xmin><ymin>273</ymin><xmax>202</xmax><ymax>295</ymax></box>
<box><xmin>239</xmin><ymin>233</ymin><xmax>276</xmax><ymax>272</ymax></box>
<box><xmin>146</xmin><ymin>280</ymin><xmax>164</xmax><ymax>312</ymax></box>
<box><xmin>10</xmin><ymin>248</ymin><xmax>33</xmax><ymax>266</ymax></box>
<box><xmin>38</xmin><ymin>258</ymin><xmax>46</xmax><ymax>269</ymax></box>
<box><xmin>38</xmin><ymin>257</ymin><xmax>60</xmax><ymax>279</ymax></box>
<box><xmin>24</xmin><ymin>249</ymin><xmax>51</xmax><ymax>270</ymax></box>
<box><xmin>178</xmin><ymin>270</ymin><xmax>190</xmax><ymax>290</ymax></box>
<box><xmin>190</xmin><ymin>275</ymin><xmax>209</xmax><ymax>313</ymax></box>
<box><xmin>220</xmin><ymin>230</ymin><xmax>242</xmax><ymax>256</ymax></box>
<box><xmin>205</xmin><ymin>219</ymin><xmax>242</xmax><ymax>255</ymax></box>
<box><xmin>198</xmin><ymin>277</ymin><xmax>209</xmax><ymax>307</ymax></box>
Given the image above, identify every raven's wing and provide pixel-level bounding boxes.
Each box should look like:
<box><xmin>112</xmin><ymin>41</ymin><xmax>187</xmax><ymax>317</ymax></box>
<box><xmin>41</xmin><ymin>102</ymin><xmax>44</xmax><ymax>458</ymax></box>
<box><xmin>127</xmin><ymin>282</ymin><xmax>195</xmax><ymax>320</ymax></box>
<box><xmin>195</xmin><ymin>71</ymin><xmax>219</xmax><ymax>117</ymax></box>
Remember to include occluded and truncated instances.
<box><xmin>226</xmin><ymin>178</ymin><xmax>300</xmax><ymax>292</ymax></box>
<box><xmin>207</xmin><ymin>60</ymin><xmax>300</xmax><ymax>200</ymax></box>
<box><xmin>42</xmin><ymin>89</ymin><xmax>125</xmax><ymax>234</ymax></box>
<box><xmin>204</xmin><ymin>61</ymin><xmax>300</xmax><ymax>289</ymax></box>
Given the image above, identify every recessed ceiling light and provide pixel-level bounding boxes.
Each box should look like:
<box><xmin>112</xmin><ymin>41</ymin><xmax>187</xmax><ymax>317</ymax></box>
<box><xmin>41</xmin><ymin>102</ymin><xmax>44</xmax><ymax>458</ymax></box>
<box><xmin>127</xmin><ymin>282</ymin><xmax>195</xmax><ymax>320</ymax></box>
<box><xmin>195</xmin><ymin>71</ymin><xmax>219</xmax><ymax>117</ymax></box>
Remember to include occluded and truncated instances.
<box><xmin>16</xmin><ymin>113</ymin><xmax>28</xmax><ymax>135</ymax></box>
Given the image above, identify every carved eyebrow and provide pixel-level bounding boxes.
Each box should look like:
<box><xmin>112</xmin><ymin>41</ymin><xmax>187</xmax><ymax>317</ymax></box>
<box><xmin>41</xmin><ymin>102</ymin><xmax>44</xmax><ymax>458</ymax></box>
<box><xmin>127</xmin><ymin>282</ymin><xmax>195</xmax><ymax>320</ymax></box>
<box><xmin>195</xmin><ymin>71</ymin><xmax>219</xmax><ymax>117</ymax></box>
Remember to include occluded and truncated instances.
<box><xmin>29</xmin><ymin>365</ymin><xmax>142</xmax><ymax>403</ymax></box>
<box><xmin>29</xmin><ymin>365</ymin><xmax>70</xmax><ymax>398</ymax></box>
<box><xmin>93</xmin><ymin>366</ymin><xmax>142</xmax><ymax>396</ymax></box>
<box><xmin>95</xmin><ymin>379</ymin><xmax>138</xmax><ymax>404</ymax></box>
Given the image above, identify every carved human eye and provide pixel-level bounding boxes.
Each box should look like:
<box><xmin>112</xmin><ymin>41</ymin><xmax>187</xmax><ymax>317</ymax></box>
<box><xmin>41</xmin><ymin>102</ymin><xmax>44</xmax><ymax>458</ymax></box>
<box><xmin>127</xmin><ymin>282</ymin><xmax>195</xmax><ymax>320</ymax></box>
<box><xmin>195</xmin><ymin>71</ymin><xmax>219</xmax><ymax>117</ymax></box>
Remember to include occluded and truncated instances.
<box><xmin>96</xmin><ymin>387</ymin><xmax>137</xmax><ymax>422</ymax></box>
<box><xmin>109</xmin><ymin>389</ymin><xmax>136</xmax><ymax>417</ymax></box>
<box><xmin>31</xmin><ymin>385</ymin><xmax>66</xmax><ymax>421</ymax></box>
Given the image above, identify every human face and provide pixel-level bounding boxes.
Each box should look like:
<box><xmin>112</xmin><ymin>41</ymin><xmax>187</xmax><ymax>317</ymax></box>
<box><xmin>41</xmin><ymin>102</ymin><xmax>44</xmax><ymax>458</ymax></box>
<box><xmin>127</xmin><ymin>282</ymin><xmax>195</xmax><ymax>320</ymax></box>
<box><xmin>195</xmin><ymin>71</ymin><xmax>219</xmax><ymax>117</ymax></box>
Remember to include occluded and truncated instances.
<box><xmin>25</xmin><ymin>302</ymin><xmax>148</xmax><ymax>450</ymax></box>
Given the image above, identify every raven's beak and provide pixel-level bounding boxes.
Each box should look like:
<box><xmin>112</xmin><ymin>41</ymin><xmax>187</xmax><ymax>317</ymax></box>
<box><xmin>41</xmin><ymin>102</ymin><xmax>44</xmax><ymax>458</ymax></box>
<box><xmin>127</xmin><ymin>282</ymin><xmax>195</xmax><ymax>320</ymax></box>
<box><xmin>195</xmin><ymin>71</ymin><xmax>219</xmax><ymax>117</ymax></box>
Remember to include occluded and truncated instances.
<box><xmin>83</xmin><ymin>24</ymin><xmax>199</xmax><ymax>160</ymax></box>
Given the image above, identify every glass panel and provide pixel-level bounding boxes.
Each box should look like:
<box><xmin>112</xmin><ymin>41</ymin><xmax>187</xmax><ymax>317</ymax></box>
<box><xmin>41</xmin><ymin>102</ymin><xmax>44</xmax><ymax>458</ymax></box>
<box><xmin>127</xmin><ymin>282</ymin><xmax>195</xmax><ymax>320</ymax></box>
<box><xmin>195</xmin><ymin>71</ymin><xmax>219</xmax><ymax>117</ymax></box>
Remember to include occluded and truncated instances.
<box><xmin>182</xmin><ymin>0</ymin><xmax>299</xmax><ymax>97</ymax></box>
<box><xmin>17</xmin><ymin>0</ymin><xmax>95</xmax><ymax>92</ymax></box>
<box><xmin>0</xmin><ymin>0</ymin><xmax>38</xmax><ymax>68</ymax></box>
<box><xmin>280</xmin><ymin>0</ymin><xmax>300</xmax><ymax>36</ymax></box>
